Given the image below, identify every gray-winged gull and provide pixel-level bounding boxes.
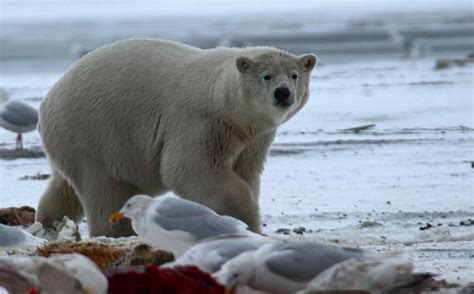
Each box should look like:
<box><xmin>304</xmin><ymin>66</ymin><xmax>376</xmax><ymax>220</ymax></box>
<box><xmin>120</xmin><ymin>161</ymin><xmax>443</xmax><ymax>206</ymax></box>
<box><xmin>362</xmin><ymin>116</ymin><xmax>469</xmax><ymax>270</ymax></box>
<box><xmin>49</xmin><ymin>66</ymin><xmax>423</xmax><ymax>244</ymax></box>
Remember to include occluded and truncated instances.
<box><xmin>109</xmin><ymin>193</ymin><xmax>262</xmax><ymax>257</ymax></box>
<box><xmin>0</xmin><ymin>256</ymin><xmax>44</xmax><ymax>294</ymax></box>
<box><xmin>214</xmin><ymin>240</ymin><xmax>366</xmax><ymax>293</ymax></box>
<box><xmin>164</xmin><ymin>234</ymin><xmax>270</xmax><ymax>273</ymax></box>
<box><xmin>301</xmin><ymin>255</ymin><xmax>434</xmax><ymax>293</ymax></box>
<box><xmin>0</xmin><ymin>88</ymin><xmax>38</xmax><ymax>150</ymax></box>
<box><xmin>0</xmin><ymin>254</ymin><xmax>107</xmax><ymax>294</ymax></box>
<box><xmin>37</xmin><ymin>253</ymin><xmax>108</xmax><ymax>294</ymax></box>
<box><xmin>0</xmin><ymin>223</ymin><xmax>46</xmax><ymax>248</ymax></box>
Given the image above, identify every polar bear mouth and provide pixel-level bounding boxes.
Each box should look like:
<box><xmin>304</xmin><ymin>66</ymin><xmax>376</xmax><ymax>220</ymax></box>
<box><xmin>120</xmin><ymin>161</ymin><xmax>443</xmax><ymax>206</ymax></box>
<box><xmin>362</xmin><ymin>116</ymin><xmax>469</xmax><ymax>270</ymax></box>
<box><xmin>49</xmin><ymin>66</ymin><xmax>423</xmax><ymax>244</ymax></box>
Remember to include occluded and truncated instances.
<box><xmin>273</xmin><ymin>97</ymin><xmax>294</xmax><ymax>107</ymax></box>
<box><xmin>274</xmin><ymin>99</ymin><xmax>294</xmax><ymax>107</ymax></box>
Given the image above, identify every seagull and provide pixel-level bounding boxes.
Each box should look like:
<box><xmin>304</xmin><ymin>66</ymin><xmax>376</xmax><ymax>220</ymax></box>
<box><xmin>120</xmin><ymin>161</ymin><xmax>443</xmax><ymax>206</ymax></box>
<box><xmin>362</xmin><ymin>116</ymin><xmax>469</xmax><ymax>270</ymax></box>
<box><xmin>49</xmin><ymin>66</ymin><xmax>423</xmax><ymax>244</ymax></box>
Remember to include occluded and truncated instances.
<box><xmin>0</xmin><ymin>256</ymin><xmax>44</xmax><ymax>294</ymax></box>
<box><xmin>0</xmin><ymin>88</ymin><xmax>39</xmax><ymax>150</ymax></box>
<box><xmin>0</xmin><ymin>254</ymin><xmax>107</xmax><ymax>294</ymax></box>
<box><xmin>0</xmin><ymin>223</ymin><xmax>46</xmax><ymax>248</ymax></box>
<box><xmin>0</xmin><ymin>266</ymin><xmax>37</xmax><ymax>294</ymax></box>
<box><xmin>164</xmin><ymin>234</ymin><xmax>270</xmax><ymax>273</ymax></box>
<box><xmin>109</xmin><ymin>194</ymin><xmax>262</xmax><ymax>257</ymax></box>
<box><xmin>214</xmin><ymin>240</ymin><xmax>366</xmax><ymax>293</ymax></box>
<box><xmin>37</xmin><ymin>253</ymin><xmax>108</xmax><ymax>294</ymax></box>
<box><xmin>302</xmin><ymin>255</ymin><xmax>434</xmax><ymax>293</ymax></box>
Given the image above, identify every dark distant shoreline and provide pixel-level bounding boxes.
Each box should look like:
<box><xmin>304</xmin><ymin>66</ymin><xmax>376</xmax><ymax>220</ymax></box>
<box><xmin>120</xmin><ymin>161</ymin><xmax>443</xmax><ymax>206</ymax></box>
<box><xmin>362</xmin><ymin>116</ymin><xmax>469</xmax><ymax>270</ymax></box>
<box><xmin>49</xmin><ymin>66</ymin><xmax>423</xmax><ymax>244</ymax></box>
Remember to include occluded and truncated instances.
<box><xmin>1</xmin><ymin>10</ymin><xmax>473</xmax><ymax>63</ymax></box>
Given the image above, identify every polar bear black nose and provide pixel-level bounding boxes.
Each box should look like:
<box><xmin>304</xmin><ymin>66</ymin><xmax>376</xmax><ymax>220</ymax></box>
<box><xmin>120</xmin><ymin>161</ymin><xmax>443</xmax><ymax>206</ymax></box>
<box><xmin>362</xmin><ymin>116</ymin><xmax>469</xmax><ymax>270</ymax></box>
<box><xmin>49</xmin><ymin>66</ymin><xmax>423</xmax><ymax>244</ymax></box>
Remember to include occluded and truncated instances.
<box><xmin>274</xmin><ymin>87</ymin><xmax>292</xmax><ymax>106</ymax></box>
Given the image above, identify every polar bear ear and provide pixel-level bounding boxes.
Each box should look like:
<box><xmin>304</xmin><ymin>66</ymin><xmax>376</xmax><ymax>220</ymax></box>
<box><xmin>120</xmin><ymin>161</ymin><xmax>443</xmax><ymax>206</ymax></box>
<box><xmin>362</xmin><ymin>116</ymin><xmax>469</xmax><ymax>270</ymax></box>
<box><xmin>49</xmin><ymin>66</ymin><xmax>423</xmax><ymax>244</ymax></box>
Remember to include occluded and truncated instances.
<box><xmin>299</xmin><ymin>54</ymin><xmax>317</xmax><ymax>72</ymax></box>
<box><xmin>236</xmin><ymin>57</ymin><xmax>255</xmax><ymax>73</ymax></box>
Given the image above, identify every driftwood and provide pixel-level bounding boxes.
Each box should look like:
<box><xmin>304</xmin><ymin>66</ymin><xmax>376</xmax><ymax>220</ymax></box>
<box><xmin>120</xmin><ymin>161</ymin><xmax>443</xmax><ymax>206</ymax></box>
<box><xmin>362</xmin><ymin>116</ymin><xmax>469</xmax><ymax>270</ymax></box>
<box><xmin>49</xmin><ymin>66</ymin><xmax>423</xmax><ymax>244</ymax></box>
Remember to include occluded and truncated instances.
<box><xmin>339</xmin><ymin>124</ymin><xmax>375</xmax><ymax>133</ymax></box>
<box><xmin>434</xmin><ymin>54</ymin><xmax>474</xmax><ymax>70</ymax></box>
<box><xmin>18</xmin><ymin>172</ymin><xmax>50</xmax><ymax>180</ymax></box>
<box><xmin>0</xmin><ymin>148</ymin><xmax>45</xmax><ymax>160</ymax></box>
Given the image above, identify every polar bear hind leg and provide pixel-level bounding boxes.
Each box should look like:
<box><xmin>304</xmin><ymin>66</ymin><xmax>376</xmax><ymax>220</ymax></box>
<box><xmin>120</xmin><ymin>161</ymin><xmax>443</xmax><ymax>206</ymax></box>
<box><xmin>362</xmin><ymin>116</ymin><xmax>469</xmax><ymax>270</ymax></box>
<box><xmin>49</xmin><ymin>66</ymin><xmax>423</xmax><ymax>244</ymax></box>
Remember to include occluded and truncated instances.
<box><xmin>36</xmin><ymin>170</ymin><xmax>84</xmax><ymax>226</ymax></box>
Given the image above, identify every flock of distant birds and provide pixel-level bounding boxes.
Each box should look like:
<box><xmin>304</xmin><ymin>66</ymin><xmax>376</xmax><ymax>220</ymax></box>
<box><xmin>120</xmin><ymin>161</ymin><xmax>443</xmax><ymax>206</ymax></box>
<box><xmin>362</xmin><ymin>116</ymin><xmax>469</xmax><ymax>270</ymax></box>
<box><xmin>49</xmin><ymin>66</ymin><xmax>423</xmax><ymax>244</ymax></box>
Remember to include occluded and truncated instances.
<box><xmin>1</xmin><ymin>194</ymin><xmax>436</xmax><ymax>293</ymax></box>
<box><xmin>0</xmin><ymin>88</ymin><xmax>38</xmax><ymax>151</ymax></box>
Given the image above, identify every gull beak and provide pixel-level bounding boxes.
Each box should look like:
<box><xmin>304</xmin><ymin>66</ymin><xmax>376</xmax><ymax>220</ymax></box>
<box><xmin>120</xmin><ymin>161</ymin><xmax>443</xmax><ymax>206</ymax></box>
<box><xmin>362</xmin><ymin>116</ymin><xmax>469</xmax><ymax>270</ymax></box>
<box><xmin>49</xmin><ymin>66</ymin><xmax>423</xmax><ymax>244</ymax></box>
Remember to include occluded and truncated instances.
<box><xmin>109</xmin><ymin>211</ymin><xmax>124</xmax><ymax>223</ymax></box>
<box><xmin>225</xmin><ymin>287</ymin><xmax>236</xmax><ymax>294</ymax></box>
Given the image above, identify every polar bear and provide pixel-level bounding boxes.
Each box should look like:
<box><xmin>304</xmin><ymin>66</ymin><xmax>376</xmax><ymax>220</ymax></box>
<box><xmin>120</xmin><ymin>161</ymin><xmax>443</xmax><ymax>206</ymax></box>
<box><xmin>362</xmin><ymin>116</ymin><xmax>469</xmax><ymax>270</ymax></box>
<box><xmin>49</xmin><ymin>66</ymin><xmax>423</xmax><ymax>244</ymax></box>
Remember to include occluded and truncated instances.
<box><xmin>36</xmin><ymin>38</ymin><xmax>316</xmax><ymax>237</ymax></box>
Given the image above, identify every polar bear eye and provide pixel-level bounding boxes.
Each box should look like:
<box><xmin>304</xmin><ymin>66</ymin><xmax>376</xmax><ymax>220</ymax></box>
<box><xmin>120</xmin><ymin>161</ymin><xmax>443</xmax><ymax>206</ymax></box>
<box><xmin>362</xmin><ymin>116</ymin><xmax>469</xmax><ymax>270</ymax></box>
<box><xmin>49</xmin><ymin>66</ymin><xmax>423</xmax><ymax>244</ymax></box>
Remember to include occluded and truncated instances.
<box><xmin>292</xmin><ymin>74</ymin><xmax>298</xmax><ymax>80</ymax></box>
<box><xmin>263</xmin><ymin>75</ymin><xmax>272</xmax><ymax>81</ymax></box>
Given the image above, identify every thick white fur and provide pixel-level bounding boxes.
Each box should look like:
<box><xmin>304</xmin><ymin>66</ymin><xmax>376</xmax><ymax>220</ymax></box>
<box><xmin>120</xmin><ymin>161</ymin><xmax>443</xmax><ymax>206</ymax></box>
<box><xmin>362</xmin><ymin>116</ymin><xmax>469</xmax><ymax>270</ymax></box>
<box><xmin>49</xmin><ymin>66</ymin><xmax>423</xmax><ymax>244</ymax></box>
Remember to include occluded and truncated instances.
<box><xmin>36</xmin><ymin>38</ymin><xmax>316</xmax><ymax>237</ymax></box>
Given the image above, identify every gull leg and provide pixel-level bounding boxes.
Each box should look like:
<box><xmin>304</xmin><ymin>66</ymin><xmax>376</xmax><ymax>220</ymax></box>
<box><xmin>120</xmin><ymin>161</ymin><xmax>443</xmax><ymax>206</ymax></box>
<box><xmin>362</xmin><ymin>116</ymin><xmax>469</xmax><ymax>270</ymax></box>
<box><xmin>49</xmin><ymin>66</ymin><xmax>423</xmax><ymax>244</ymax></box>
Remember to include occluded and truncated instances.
<box><xmin>16</xmin><ymin>133</ymin><xmax>23</xmax><ymax>150</ymax></box>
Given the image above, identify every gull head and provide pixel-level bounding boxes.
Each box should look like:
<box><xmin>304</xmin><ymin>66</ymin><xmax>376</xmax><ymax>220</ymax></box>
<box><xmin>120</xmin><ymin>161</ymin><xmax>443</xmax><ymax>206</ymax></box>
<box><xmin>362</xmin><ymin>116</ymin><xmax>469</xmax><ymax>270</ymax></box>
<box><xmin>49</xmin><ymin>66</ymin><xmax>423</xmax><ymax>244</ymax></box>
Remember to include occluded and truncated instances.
<box><xmin>109</xmin><ymin>194</ymin><xmax>153</xmax><ymax>223</ymax></box>
<box><xmin>214</xmin><ymin>251</ymin><xmax>255</xmax><ymax>293</ymax></box>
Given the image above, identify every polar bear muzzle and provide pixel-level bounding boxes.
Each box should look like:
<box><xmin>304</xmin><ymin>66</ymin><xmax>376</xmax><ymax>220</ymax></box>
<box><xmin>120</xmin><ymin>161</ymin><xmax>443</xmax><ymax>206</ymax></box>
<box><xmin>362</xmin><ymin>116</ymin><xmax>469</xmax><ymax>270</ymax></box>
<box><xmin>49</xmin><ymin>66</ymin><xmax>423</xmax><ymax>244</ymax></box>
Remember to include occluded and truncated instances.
<box><xmin>273</xmin><ymin>86</ymin><xmax>293</xmax><ymax>107</ymax></box>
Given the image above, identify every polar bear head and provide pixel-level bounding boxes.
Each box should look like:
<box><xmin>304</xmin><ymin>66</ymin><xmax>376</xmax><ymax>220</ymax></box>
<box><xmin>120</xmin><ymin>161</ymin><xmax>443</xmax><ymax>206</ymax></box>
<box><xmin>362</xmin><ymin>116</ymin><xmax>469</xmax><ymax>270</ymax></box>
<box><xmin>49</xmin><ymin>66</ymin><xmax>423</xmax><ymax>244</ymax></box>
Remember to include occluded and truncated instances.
<box><xmin>235</xmin><ymin>51</ymin><xmax>316</xmax><ymax>128</ymax></box>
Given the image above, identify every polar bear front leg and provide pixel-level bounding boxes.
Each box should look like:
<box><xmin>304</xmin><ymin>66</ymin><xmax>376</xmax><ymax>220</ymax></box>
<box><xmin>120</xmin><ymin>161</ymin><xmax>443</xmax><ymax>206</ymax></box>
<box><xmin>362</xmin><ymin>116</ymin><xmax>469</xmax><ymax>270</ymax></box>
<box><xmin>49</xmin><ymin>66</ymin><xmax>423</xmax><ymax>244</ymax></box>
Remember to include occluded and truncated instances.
<box><xmin>164</xmin><ymin>167</ymin><xmax>261</xmax><ymax>233</ymax></box>
<box><xmin>206</xmin><ymin>170</ymin><xmax>261</xmax><ymax>233</ymax></box>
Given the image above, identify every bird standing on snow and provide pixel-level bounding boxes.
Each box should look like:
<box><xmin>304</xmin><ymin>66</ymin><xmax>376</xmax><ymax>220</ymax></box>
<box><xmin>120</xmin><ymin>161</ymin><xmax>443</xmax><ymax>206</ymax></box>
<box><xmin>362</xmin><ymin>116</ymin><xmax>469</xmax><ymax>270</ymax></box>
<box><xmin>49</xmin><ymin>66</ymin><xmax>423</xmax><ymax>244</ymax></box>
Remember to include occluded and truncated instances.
<box><xmin>214</xmin><ymin>240</ymin><xmax>365</xmax><ymax>293</ymax></box>
<box><xmin>0</xmin><ymin>223</ymin><xmax>46</xmax><ymax>248</ymax></box>
<box><xmin>0</xmin><ymin>88</ymin><xmax>38</xmax><ymax>150</ymax></box>
<box><xmin>164</xmin><ymin>234</ymin><xmax>270</xmax><ymax>273</ymax></box>
<box><xmin>109</xmin><ymin>194</ymin><xmax>262</xmax><ymax>257</ymax></box>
